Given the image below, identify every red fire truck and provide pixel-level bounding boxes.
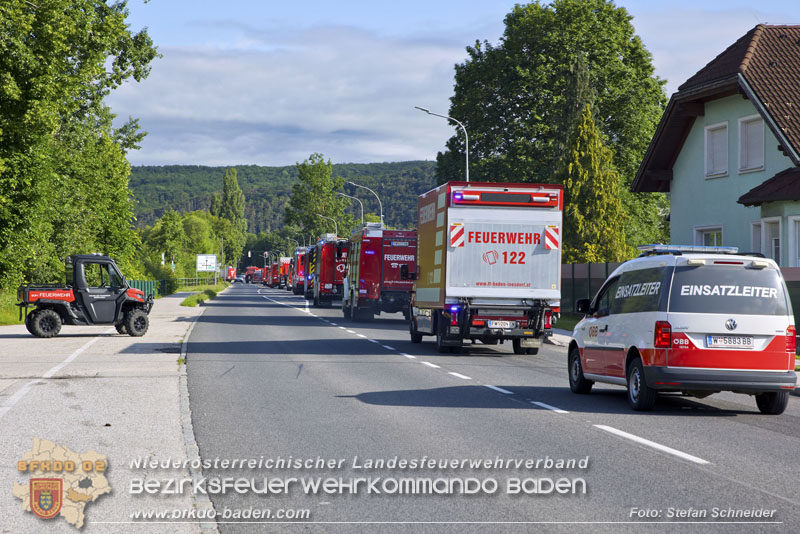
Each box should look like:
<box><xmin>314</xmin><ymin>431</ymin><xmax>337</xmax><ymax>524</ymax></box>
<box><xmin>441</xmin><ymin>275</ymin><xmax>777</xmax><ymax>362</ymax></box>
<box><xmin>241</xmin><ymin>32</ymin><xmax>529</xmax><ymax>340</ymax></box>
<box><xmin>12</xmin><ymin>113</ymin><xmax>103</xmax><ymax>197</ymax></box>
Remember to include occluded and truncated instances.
<box><xmin>279</xmin><ymin>257</ymin><xmax>291</xmax><ymax>288</ymax></box>
<box><xmin>312</xmin><ymin>234</ymin><xmax>348</xmax><ymax>307</ymax></box>
<box><xmin>269</xmin><ymin>261</ymin><xmax>280</xmax><ymax>287</ymax></box>
<box><xmin>244</xmin><ymin>265</ymin><xmax>260</xmax><ymax>284</ymax></box>
<box><xmin>225</xmin><ymin>267</ymin><xmax>236</xmax><ymax>281</ymax></box>
<box><xmin>342</xmin><ymin>223</ymin><xmax>417</xmax><ymax>321</ymax></box>
<box><xmin>291</xmin><ymin>247</ymin><xmax>307</xmax><ymax>295</ymax></box>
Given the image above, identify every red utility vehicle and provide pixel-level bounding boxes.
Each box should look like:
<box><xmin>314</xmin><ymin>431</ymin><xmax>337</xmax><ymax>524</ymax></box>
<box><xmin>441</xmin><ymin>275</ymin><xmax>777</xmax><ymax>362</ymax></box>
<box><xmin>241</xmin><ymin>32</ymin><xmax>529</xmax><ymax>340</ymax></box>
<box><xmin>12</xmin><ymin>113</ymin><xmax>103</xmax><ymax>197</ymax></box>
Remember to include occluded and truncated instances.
<box><xmin>342</xmin><ymin>223</ymin><xmax>417</xmax><ymax>321</ymax></box>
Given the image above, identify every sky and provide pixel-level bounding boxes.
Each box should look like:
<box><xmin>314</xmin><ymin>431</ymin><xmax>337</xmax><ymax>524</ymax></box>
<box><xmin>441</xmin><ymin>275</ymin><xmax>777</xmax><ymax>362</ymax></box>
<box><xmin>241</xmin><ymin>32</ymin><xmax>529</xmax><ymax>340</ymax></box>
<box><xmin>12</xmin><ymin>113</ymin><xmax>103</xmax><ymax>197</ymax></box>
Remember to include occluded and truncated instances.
<box><xmin>106</xmin><ymin>0</ymin><xmax>799</xmax><ymax>167</ymax></box>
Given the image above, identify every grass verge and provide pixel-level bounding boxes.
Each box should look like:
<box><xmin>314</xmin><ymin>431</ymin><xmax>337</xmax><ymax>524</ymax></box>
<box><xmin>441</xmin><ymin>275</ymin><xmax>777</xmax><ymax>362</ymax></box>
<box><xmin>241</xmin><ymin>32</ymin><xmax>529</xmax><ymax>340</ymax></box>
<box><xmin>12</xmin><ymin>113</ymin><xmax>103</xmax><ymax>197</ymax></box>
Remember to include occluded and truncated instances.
<box><xmin>555</xmin><ymin>312</ymin><xmax>582</xmax><ymax>333</ymax></box>
<box><xmin>0</xmin><ymin>289</ymin><xmax>23</xmax><ymax>326</ymax></box>
<box><xmin>179</xmin><ymin>283</ymin><xmax>228</xmax><ymax>307</ymax></box>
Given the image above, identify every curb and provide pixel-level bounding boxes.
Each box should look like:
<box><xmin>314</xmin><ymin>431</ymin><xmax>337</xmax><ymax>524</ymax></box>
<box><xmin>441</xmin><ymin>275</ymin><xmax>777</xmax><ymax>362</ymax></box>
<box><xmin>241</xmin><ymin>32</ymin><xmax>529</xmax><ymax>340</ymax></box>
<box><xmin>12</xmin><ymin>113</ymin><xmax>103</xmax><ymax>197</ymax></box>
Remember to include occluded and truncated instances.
<box><xmin>178</xmin><ymin>307</ymin><xmax>219</xmax><ymax>533</ymax></box>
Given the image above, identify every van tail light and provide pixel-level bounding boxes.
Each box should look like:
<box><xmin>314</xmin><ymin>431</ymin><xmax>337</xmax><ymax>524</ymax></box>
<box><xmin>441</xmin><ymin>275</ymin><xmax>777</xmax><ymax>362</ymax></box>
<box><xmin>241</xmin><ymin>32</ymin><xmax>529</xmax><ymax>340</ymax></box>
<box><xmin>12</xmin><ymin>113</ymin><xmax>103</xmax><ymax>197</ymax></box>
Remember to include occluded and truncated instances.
<box><xmin>786</xmin><ymin>326</ymin><xmax>796</xmax><ymax>354</ymax></box>
<box><xmin>654</xmin><ymin>321</ymin><xmax>672</xmax><ymax>348</ymax></box>
<box><xmin>544</xmin><ymin>310</ymin><xmax>552</xmax><ymax>329</ymax></box>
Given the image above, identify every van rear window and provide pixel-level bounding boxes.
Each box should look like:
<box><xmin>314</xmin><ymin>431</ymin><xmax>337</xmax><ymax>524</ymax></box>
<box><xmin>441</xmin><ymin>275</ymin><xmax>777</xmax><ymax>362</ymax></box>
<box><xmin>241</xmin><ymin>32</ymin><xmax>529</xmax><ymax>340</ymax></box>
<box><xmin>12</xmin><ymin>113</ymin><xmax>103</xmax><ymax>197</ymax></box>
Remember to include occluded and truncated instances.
<box><xmin>668</xmin><ymin>265</ymin><xmax>789</xmax><ymax>315</ymax></box>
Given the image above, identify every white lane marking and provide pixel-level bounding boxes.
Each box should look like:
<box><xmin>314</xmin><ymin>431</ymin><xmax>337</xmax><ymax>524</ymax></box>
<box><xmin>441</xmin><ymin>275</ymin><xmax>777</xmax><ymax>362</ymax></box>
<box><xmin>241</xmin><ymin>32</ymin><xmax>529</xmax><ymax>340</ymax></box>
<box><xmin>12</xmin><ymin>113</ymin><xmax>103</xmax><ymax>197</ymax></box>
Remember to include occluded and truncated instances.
<box><xmin>382</xmin><ymin>345</ymin><xmax>395</xmax><ymax>351</ymax></box>
<box><xmin>368</xmin><ymin>339</ymin><xmax>379</xmax><ymax>344</ymax></box>
<box><xmin>346</xmin><ymin>329</ymin><xmax>356</xmax><ymax>334</ymax></box>
<box><xmin>0</xmin><ymin>329</ymin><xmax>114</xmax><ymax>420</ymax></box>
<box><xmin>401</xmin><ymin>354</ymin><xmax>417</xmax><ymax>359</ymax></box>
<box><xmin>421</xmin><ymin>362</ymin><xmax>440</xmax><ymax>369</ymax></box>
<box><xmin>338</xmin><ymin>326</ymin><xmax>346</xmax><ymax>330</ymax></box>
<box><xmin>304</xmin><ymin>300</ymin><xmax>310</xmax><ymax>312</ymax></box>
<box><xmin>448</xmin><ymin>372</ymin><xmax>472</xmax><ymax>380</ymax></box>
<box><xmin>330</xmin><ymin>323</ymin><xmax>338</xmax><ymax>326</ymax></box>
<box><xmin>356</xmin><ymin>334</ymin><xmax>368</xmax><ymax>339</ymax></box>
<box><xmin>531</xmin><ymin>401</ymin><xmax>569</xmax><ymax>414</ymax></box>
<box><xmin>594</xmin><ymin>424</ymin><xmax>710</xmax><ymax>465</ymax></box>
<box><xmin>485</xmin><ymin>385</ymin><xmax>514</xmax><ymax>395</ymax></box>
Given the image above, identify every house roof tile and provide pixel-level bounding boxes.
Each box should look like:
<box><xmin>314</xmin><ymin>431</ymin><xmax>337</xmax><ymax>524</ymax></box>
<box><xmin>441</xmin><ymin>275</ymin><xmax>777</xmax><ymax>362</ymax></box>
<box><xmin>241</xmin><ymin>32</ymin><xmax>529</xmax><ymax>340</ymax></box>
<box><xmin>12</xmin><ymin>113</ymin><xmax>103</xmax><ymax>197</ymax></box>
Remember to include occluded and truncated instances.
<box><xmin>737</xmin><ymin>167</ymin><xmax>800</xmax><ymax>206</ymax></box>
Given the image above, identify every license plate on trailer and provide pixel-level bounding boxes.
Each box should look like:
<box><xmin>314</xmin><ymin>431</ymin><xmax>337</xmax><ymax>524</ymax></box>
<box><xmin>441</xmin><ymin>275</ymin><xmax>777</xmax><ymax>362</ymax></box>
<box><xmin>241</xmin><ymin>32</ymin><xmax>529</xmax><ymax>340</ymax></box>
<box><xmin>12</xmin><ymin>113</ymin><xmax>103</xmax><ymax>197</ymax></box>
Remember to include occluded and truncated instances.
<box><xmin>706</xmin><ymin>335</ymin><xmax>754</xmax><ymax>349</ymax></box>
<box><xmin>488</xmin><ymin>320</ymin><xmax>514</xmax><ymax>329</ymax></box>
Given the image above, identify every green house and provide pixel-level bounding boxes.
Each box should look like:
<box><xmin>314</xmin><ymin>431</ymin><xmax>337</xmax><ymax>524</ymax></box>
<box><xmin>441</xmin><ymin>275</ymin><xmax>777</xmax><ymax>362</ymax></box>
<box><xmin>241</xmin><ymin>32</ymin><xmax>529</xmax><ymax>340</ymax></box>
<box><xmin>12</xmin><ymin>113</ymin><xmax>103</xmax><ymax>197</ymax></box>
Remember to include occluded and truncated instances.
<box><xmin>632</xmin><ymin>24</ymin><xmax>800</xmax><ymax>266</ymax></box>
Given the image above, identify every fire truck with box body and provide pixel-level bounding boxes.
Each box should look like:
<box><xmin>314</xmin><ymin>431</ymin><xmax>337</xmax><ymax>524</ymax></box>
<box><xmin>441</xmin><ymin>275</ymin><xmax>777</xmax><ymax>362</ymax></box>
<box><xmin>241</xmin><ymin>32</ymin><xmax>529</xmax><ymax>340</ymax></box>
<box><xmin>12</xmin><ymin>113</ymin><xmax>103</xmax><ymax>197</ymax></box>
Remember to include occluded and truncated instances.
<box><xmin>290</xmin><ymin>248</ymin><xmax>307</xmax><ymax>294</ymax></box>
<box><xmin>302</xmin><ymin>245</ymin><xmax>317</xmax><ymax>299</ymax></box>
<box><xmin>279</xmin><ymin>257</ymin><xmax>291</xmax><ymax>288</ymax></box>
<box><xmin>342</xmin><ymin>224</ymin><xmax>417</xmax><ymax>321</ymax></box>
<box><xmin>312</xmin><ymin>234</ymin><xmax>348</xmax><ymax>307</ymax></box>
<box><xmin>244</xmin><ymin>265</ymin><xmax>260</xmax><ymax>284</ymax></box>
<box><xmin>267</xmin><ymin>261</ymin><xmax>280</xmax><ymax>287</ymax></box>
<box><xmin>225</xmin><ymin>267</ymin><xmax>236</xmax><ymax>281</ymax></box>
<box><xmin>407</xmin><ymin>181</ymin><xmax>562</xmax><ymax>354</ymax></box>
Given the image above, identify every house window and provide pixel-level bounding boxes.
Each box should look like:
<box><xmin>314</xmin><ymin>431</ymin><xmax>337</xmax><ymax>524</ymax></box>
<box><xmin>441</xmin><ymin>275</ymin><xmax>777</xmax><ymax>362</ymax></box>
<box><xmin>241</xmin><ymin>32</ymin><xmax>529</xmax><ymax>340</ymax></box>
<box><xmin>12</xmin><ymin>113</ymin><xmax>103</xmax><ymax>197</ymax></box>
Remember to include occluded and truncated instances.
<box><xmin>694</xmin><ymin>226</ymin><xmax>722</xmax><ymax>247</ymax></box>
<box><xmin>705</xmin><ymin>122</ymin><xmax>728</xmax><ymax>177</ymax></box>
<box><xmin>788</xmin><ymin>217</ymin><xmax>800</xmax><ymax>267</ymax></box>
<box><xmin>739</xmin><ymin>115</ymin><xmax>764</xmax><ymax>172</ymax></box>
<box><xmin>762</xmin><ymin>217</ymin><xmax>781</xmax><ymax>266</ymax></box>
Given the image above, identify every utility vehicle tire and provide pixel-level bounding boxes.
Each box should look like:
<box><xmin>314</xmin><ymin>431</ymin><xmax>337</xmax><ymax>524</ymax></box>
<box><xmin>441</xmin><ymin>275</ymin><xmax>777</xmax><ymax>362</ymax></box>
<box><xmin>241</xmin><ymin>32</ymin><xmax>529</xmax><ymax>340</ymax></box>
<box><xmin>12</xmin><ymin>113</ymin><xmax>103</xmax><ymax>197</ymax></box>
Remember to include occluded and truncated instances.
<box><xmin>755</xmin><ymin>391</ymin><xmax>789</xmax><ymax>415</ymax></box>
<box><xmin>115</xmin><ymin>323</ymin><xmax>128</xmax><ymax>335</ymax></box>
<box><xmin>25</xmin><ymin>313</ymin><xmax>35</xmax><ymax>335</ymax></box>
<box><xmin>627</xmin><ymin>357</ymin><xmax>656</xmax><ymax>411</ymax></box>
<box><xmin>568</xmin><ymin>346</ymin><xmax>593</xmax><ymax>394</ymax></box>
<box><xmin>30</xmin><ymin>309</ymin><xmax>62</xmax><ymax>338</ymax></box>
<box><xmin>125</xmin><ymin>309</ymin><xmax>149</xmax><ymax>337</ymax></box>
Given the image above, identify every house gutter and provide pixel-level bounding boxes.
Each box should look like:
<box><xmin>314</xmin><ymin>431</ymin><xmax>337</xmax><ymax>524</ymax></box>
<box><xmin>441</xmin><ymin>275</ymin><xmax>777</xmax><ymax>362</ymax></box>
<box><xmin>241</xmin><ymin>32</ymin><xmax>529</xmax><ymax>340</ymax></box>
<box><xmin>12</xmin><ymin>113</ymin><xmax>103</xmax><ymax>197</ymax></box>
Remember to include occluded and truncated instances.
<box><xmin>738</xmin><ymin>72</ymin><xmax>800</xmax><ymax>166</ymax></box>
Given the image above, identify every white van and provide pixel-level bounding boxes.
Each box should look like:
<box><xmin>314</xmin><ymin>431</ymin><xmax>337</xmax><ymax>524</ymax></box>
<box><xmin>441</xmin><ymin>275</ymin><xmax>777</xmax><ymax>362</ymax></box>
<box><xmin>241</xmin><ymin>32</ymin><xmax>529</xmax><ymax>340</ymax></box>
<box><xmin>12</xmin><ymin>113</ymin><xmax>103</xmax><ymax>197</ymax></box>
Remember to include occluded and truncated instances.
<box><xmin>569</xmin><ymin>245</ymin><xmax>797</xmax><ymax>413</ymax></box>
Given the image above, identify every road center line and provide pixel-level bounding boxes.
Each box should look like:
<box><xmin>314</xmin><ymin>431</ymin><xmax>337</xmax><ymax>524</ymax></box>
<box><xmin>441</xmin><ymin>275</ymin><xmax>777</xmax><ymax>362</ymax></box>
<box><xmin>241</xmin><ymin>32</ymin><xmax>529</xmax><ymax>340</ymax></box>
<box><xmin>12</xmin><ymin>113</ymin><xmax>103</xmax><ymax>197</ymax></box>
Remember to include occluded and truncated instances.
<box><xmin>346</xmin><ymin>329</ymin><xmax>356</xmax><ymax>334</ymax></box>
<box><xmin>367</xmin><ymin>339</ymin><xmax>379</xmax><ymax>344</ymax></box>
<box><xmin>484</xmin><ymin>385</ymin><xmax>514</xmax><ymax>395</ymax></box>
<box><xmin>448</xmin><ymin>372</ymin><xmax>472</xmax><ymax>380</ymax></box>
<box><xmin>421</xmin><ymin>361</ymin><xmax>440</xmax><ymax>369</ymax></box>
<box><xmin>356</xmin><ymin>334</ymin><xmax>368</xmax><ymax>338</ymax></box>
<box><xmin>400</xmin><ymin>354</ymin><xmax>416</xmax><ymax>359</ymax></box>
<box><xmin>530</xmin><ymin>401</ymin><xmax>569</xmax><ymax>414</ymax></box>
<box><xmin>381</xmin><ymin>345</ymin><xmax>395</xmax><ymax>351</ymax></box>
<box><xmin>594</xmin><ymin>424</ymin><xmax>710</xmax><ymax>465</ymax></box>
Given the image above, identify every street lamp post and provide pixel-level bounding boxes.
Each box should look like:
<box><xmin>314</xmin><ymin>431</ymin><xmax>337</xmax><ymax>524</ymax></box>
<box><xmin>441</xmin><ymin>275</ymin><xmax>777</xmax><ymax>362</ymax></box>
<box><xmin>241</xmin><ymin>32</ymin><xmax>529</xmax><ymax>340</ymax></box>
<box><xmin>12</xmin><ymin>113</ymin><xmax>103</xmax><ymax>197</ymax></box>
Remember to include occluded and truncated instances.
<box><xmin>316</xmin><ymin>214</ymin><xmax>338</xmax><ymax>237</ymax></box>
<box><xmin>345</xmin><ymin>181</ymin><xmax>383</xmax><ymax>226</ymax></box>
<box><xmin>415</xmin><ymin>106</ymin><xmax>469</xmax><ymax>182</ymax></box>
<box><xmin>337</xmin><ymin>192</ymin><xmax>364</xmax><ymax>225</ymax></box>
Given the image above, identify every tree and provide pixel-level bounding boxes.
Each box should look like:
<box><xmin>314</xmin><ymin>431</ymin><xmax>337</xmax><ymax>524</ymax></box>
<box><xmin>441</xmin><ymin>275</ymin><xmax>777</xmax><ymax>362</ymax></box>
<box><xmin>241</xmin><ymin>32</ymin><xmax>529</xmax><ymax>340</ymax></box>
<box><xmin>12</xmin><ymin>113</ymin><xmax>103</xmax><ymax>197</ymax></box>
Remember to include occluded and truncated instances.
<box><xmin>0</xmin><ymin>0</ymin><xmax>158</xmax><ymax>286</ymax></box>
<box><xmin>284</xmin><ymin>154</ymin><xmax>353</xmax><ymax>241</ymax></box>
<box><xmin>561</xmin><ymin>104</ymin><xmax>630</xmax><ymax>263</ymax></box>
<box><xmin>436</xmin><ymin>0</ymin><xmax>668</xmax><ymax>247</ymax></box>
<box><xmin>218</xmin><ymin>168</ymin><xmax>247</xmax><ymax>265</ymax></box>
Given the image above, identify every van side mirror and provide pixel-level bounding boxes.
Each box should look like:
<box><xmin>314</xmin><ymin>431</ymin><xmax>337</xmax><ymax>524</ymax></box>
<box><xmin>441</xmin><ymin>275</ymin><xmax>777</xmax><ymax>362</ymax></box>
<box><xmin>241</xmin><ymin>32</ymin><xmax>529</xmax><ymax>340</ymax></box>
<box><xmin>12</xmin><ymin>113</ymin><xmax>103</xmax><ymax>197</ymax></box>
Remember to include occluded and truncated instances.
<box><xmin>575</xmin><ymin>298</ymin><xmax>591</xmax><ymax>314</ymax></box>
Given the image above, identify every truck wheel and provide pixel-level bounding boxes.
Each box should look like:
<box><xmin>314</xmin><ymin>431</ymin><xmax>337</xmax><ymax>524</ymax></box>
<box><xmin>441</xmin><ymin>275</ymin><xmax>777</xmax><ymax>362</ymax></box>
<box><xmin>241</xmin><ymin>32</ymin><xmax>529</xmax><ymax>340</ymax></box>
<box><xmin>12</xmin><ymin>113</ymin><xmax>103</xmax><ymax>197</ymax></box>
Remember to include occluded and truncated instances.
<box><xmin>125</xmin><ymin>309</ymin><xmax>149</xmax><ymax>337</ymax></box>
<box><xmin>568</xmin><ymin>346</ymin><xmax>593</xmax><ymax>394</ymax></box>
<box><xmin>342</xmin><ymin>301</ymin><xmax>352</xmax><ymax>320</ymax></box>
<box><xmin>30</xmin><ymin>309</ymin><xmax>62</xmax><ymax>338</ymax></box>
<box><xmin>512</xmin><ymin>339</ymin><xmax>526</xmax><ymax>354</ymax></box>
<box><xmin>435</xmin><ymin>331</ymin><xmax>450</xmax><ymax>353</ymax></box>
<box><xmin>115</xmin><ymin>323</ymin><xmax>128</xmax><ymax>335</ymax></box>
<box><xmin>313</xmin><ymin>295</ymin><xmax>320</xmax><ymax>307</ymax></box>
<box><xmin>755</xmin><ymin>391</ymin><xmax>789</xmax><ymax>415</ymax></box>
<box><xmin>627</xmin><ymin>357</ymin><xmax>656</xmax><ymax>411</ymax></box>
<box><xmin>410</xmin><ymin>318</ymin><xmax>423</xmax><ymax>343</ymax></box>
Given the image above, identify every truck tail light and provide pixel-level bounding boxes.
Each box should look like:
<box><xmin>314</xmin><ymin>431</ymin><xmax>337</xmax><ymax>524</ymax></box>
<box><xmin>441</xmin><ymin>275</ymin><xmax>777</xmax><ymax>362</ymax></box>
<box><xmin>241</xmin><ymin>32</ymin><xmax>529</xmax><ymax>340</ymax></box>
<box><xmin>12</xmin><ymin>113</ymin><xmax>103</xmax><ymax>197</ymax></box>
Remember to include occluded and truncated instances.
<box><xmin>472</xmin><ymin>319</ymin><xmax>485</xmax><ymax>326</ymax></box>
<box><xmin>654</xmin><ymin>321</ymin><xmax>671</xmax><ymax>348</ymax></box>
<box><xmin>544</xmin><ymin>310</ymin><xmax>552</xmax><ymax>329</ymax></box>
<box><xmin>786</xmin><ymin>326</ymin><xmax>796</xmax><ymax>354</ymax></box>
<box><xmin>450</xmin><ymin>312</ymin><xmax>459</xmax><ymax>326</ymax></box>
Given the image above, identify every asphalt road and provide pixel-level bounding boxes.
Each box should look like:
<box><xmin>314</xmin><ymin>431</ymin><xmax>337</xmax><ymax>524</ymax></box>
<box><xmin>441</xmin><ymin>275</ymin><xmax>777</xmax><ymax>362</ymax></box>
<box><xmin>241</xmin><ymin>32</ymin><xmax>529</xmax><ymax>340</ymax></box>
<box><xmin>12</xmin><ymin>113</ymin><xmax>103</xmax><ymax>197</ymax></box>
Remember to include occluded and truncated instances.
<box><xmin>186</xmin><ymin>284</ymin><xmax>800</xmax><ymax>533</ymax></box>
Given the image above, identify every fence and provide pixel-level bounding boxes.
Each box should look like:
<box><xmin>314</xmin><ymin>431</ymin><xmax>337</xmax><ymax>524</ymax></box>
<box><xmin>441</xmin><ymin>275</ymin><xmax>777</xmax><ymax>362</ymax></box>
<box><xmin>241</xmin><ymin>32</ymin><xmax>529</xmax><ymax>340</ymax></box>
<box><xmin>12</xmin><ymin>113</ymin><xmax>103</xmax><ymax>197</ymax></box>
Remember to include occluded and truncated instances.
<box><xmin>562</xmin><ymin>263</ymin><xmax>800</xmax><ymax>328</ymax></box>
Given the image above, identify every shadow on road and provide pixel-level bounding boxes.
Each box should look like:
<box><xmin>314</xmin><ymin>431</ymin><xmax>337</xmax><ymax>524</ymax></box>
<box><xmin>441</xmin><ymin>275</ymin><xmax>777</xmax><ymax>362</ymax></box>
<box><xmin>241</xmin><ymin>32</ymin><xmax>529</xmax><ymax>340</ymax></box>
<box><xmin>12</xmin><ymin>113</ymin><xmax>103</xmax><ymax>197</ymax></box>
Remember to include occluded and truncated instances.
<box><xmin>340</xmin><ymin>384</ymin><xmax>760</xmax><ymax>417</ymax></box>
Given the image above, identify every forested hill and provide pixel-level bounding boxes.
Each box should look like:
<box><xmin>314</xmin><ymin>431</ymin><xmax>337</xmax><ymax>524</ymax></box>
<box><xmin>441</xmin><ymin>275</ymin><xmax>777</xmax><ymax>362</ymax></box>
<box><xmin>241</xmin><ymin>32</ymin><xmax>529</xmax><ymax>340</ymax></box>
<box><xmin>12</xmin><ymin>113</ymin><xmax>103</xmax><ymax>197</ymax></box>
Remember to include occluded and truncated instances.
<box><xmin>130</xmin><ymin>161</ymin><xmax>437</xmax><ymax>233</ymax></box>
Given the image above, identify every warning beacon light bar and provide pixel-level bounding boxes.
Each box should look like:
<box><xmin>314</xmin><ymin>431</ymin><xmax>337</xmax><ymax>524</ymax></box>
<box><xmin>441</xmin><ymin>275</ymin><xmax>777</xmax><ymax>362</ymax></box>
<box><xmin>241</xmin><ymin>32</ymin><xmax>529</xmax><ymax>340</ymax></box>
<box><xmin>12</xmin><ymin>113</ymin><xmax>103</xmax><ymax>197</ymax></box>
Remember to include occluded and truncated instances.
<box><xmin>451</xmin><ymin>186</ymin><xmax>560</xmax><ymax>208</ymax></box>
<box><xmin>637</xmin><ymin>244</ymin><xmax>740</xmax><ymax>256</ymax></box>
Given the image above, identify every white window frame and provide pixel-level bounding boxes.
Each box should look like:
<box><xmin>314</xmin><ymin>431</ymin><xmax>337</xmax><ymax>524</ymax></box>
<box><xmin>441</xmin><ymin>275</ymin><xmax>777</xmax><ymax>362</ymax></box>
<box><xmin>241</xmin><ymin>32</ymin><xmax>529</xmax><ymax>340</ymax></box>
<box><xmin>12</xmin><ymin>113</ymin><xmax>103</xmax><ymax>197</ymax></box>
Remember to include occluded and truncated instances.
<box><xmin>693</xmin><ymin>224</ymin><xmax>723</xmax><ymax>247</ymax></box>
<box><xmin>788</xmin><ymin>216</ymin><xmax>800</xmax><ymax>267</ymax></box>
<box><xmin>750</xmin><ymin>221</ymin><xmax>762</xmax><ymax>255</ymax></box>
<box><xmin>738</xmin><ymin>114</ymin><xmax>765</xmax><ymax>173</ymax></box>
<box><xmin>704</xmin><ymin>121</ymin><xmax>729</xmax><ymax>178</ymax></box>
<box><xmin>761</xmin><ymin>216</ymin><xmax>782</xmax><ymax>266</ymax></box>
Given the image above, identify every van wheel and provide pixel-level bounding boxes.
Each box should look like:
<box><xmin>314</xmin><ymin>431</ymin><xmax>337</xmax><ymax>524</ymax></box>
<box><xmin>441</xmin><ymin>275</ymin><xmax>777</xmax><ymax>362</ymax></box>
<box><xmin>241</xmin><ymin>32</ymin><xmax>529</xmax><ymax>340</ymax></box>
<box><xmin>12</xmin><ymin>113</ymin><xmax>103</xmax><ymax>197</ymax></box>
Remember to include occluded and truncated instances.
<box><xmin>125</xmin><ymin>309</ymin><xmax>149</xmax><ymax>337</ymax></box>
<box><xmin>568</xmin><ymin>346</ymin><xmax>593</xmax><ymax>394</ymax></box>
<box><xmin>627</xmin><ymin>357</ymin><xmax>656</xmax><ymax>411</ymax></box>
<box><xmin>30</xmin><ymin>309</ymin><xmax>62</xmax><ymax>338</ymax></box>
<box><xmin>755</xmin><ymin>391</ymin><xmax>789</xmax><ymax>415</ymax></box>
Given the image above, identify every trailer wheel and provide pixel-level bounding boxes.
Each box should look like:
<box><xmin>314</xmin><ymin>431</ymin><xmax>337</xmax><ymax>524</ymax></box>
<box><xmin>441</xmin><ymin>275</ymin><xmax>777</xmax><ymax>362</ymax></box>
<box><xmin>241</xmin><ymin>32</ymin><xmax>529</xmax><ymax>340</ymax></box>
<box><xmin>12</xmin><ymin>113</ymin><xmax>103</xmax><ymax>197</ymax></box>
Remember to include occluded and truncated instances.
<box><xmin>755</xmin><ymin>391</ymin><xmax>789</xmax><ymax>415</ymax></box>
<box><xmin>30</xmin><ymin>309</ymin><xmax>62</xmax><ymax>338</ymax></box>
<box><xmin>125</xmin><ymin>309</ymin><xmax>149</xmax><ymax>337</ymax></box>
